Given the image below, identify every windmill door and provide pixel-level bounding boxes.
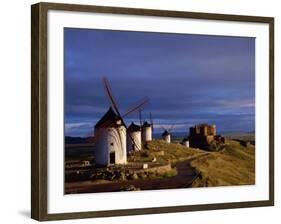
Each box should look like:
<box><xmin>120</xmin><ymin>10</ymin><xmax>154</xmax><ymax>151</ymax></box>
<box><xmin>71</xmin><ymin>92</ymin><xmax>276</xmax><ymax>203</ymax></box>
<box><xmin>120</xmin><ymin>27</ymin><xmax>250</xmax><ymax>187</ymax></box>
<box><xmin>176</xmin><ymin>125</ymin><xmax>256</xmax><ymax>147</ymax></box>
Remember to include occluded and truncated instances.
<box><xmin>109</xmin><ymin>151</ymin><xmax>115</xmax><ymax>164</ymax></box>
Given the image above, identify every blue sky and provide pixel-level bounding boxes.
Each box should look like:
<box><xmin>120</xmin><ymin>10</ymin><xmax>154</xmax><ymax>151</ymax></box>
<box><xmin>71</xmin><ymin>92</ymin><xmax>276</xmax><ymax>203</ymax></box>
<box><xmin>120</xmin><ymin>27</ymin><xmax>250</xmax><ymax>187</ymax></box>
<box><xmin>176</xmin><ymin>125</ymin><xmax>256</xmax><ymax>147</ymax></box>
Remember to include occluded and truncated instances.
<box><xmin>64</xmin><ymin>28</ymin><xmax>255</xmax><ymax>137</ymax></box>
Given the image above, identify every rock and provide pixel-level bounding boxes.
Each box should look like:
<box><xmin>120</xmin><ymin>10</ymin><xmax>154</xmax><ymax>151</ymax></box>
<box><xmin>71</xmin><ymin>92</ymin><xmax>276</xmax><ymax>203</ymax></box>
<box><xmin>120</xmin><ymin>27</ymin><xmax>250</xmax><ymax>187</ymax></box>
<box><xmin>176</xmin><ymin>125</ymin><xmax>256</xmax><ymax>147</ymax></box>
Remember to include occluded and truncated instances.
<box><xmin>120</xmin><ymin>185</ymin><xmax>140</xmax><ymax>191</ymax></box>
<box><xmin>132</xmin><ymin>173</ymin><xmax>139</xmax><ymax>180</ymax></box>
<box><xmin>127</xmin><ymin>172</ymin><xmax>139</xmax><ymax>180</ymax></box>
<box><xmin>148</xmin><ymin>173</ymin><xmax>157</xmax><ymax>179</ymax></box>
<box><xmin>141</xmin><ymin>151</ymin><xmax>150</xmax><ymax>157</ymax></box>
<box><xmin>121</xmin><ymin>173</ymin><xmax>127</xmax><ymax>181</ymax></box>
<box><xmin>138</xmin><ymin>173</ymin><xmax>147</xmax><ymax>179</ymax></box>
<box><xmin>127</xmin><ymin>174</ymin><xmax>133</xmax><ymax>180</ymax></box>
<box><xmin>143</xmin><ymin>163</ymin><xmax>148</xmax><ymax>169</ymax></box>
<box><xmin>109</xmin><ymin>174</ymin><xmax>116</xmax><ymax>181</ymax></box>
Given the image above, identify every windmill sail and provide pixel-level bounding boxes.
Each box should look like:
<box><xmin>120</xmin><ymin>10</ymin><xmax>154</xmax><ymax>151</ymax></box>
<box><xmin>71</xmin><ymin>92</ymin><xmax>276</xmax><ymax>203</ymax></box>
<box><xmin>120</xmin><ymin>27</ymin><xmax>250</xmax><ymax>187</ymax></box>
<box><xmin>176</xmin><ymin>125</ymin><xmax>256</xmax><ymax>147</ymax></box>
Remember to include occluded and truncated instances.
<box><xmin>122</xmin><ymin>96</ymin><xmax>149</xmax><ymax>118</ymax></box>
<box><xmin>102</xmin><ymin>77</ymin><xmax>149</xmax><ymax>151</ymax></box>
<box><xmin>139</xmin><ymin>110</ymin><xmax>143</xmax><ymax>127</ymax></box>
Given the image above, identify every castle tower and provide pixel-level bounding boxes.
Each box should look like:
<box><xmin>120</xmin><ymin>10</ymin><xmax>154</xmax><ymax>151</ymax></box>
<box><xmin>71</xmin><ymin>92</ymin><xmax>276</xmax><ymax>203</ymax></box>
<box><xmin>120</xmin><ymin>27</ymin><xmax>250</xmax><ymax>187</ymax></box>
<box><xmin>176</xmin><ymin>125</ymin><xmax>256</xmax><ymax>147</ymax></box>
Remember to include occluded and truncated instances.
<box><xmin>209</xmin><ymin>124</ymin><xmax>216</xmax><ymax>136</ymax></box>
<box><xmin>200</xmin><ymin>125</ymin><xmax>208</xmax><ymax>136</ymax></box>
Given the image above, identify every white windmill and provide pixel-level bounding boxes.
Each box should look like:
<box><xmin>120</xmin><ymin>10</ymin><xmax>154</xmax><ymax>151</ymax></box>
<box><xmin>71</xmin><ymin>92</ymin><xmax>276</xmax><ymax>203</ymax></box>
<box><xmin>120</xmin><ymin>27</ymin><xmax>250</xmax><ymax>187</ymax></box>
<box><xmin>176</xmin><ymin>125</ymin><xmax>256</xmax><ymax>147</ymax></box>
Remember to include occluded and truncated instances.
<box><xmin>141</xmin><ymin>121</ymin><xmax>153</xmax><ymax>142</ymax></box>
<box><xmin>139</xmin><ymin>111</ymin><xmax>154</xmax><ymax>143</ymax></box>
<box><xmin>181</xmin><ymin>137</ymin><xmax>189</xmax><ymax>148</ymax></box>
<box><xmin>161</xmin><ymin>125</ymin><xmax>174</xmax><ymax>144</ymax></box>
<box><xmin>94</xmin><ymin>77</ymin><xmax>149</xmax><ymax>166</ymax></box>
<box><xmin>127</xmin><ymin>122</ymin><xmax>141</xmax><ymax>152</ymax></box>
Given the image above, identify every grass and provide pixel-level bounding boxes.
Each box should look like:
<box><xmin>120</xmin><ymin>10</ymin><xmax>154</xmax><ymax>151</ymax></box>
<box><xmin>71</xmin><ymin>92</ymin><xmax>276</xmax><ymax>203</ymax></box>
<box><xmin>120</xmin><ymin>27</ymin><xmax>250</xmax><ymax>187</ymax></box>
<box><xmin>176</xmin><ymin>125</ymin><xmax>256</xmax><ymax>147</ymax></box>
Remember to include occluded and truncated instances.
<box><xmin>161</xmin><ymin>168</ymin><xmax>178</xmax><ymax>178</ymax></box>
<box><xmin>190</xmin><ymin>139</ymin><xmax>255</xmax><ymax>187</ymax></box>
<box><xmin>128</xmin><ymin>139</ymin><xmax>255</xmax><ymax>187</ymax></box>
<box><xmin>128</xmin><ymin>140</ymin><xmax>206</xmax><ymax>165</ymax></box>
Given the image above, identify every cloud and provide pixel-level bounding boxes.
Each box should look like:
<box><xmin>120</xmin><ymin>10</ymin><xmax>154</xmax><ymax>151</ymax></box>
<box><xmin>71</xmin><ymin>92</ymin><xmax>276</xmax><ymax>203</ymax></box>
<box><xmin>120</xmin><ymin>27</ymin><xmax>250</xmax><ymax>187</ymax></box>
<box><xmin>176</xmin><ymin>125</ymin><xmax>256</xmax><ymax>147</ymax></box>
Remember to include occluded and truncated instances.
<box><xmin>64</xmin><ymin>28</ymin><xmax>255</xmax><ymax>136</ymax></box>
<box><xmin>65</xmin><ymin>122</ymin><xmax>94</xmax><ymax>136</ymax></box>
<box><xmin>216</xmin><ymin>99</ymin><xmax>255</xmax><ymax>108</ymax></box>
<box><xmin>65</xmin><ymin>122</ymin><xmax>92</xmax><ymax>130</ymax></box>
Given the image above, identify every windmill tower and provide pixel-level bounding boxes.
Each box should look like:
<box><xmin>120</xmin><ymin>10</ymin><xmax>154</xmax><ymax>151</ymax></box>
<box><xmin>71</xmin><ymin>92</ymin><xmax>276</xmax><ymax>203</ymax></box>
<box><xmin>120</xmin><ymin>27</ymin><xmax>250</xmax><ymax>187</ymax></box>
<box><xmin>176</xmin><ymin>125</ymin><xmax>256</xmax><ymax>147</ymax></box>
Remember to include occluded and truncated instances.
<box><xmin>162</xmin><ymin>130</ymin><xmax>171</xmax><ymax>143</ymax></box>
<box><xmin>161</xmin><ymin>125</ymin><xmax>173</xmax><ymax>144</ymax></box>
<box><xmin>141</xmin><ymin>121</ymin><xmax>152</xmax><ymax>142</ymax></box>
<box><xmin>127</xmin><ymin>122</ymin><xmax>141</xmax><ymax>152</ymax></box>
<box><xmin>94</xmin><ymin>77</ymin><xmax>149</xmax><ymax>166</ymax></box>
<box><xmin>181</xmin><ymin>137</ymin><xmax>189</xmax><ymax>148</ymax></box>
<box><xmin>95</xmin><ymin>107</ymin><xmax>127</xmax><ymax>165</ymax></box>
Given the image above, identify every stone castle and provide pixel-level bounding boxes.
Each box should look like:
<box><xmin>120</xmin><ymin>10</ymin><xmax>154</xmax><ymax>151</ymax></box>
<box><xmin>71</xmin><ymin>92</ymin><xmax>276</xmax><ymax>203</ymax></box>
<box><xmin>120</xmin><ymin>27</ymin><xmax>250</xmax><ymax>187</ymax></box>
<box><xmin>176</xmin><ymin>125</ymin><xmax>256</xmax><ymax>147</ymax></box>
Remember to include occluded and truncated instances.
<box><xmin>189</xmin><ymin>124</ymin><xmax>225</xmax><ymax>151</ymax></box>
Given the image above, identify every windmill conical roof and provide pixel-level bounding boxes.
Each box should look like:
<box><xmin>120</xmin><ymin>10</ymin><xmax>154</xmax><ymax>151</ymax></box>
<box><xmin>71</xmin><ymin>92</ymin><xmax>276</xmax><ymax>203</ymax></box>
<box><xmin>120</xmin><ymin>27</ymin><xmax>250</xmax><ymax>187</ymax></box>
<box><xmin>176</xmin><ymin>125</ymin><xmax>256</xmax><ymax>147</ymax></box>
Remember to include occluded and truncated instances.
<box><xmin>142</xmin><ymin>121</ymin><xmax>151</xmax><ymax>127</ymax></box>
<box><xmin>128</xmin><ymin>122</ymin><xmax>141</xmax><ymax>132</ymax></box>
<box><xmin>95</xmin><ymin>107</ymin><xmax>123</xmax><ymax>129</ymax></box>
<box><xmin>162</xmin><ymin>130</ymin><xmax>170</xmax><ymax>136</ymax></box>
<box><xmin>182</xmin><ymin>136</ymin><xmax>189</xmax><ymax>142</ymax></box>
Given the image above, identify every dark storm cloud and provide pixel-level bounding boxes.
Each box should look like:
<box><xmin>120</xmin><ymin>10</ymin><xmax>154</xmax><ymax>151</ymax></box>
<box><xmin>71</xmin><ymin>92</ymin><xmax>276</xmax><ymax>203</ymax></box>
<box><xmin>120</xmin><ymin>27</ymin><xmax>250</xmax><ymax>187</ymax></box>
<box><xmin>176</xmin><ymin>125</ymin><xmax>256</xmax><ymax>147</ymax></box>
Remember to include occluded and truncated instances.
<box><xmin>64</xmin><ymin>28</ymin><xmax>255</xmax><ymax>136</ymax></box>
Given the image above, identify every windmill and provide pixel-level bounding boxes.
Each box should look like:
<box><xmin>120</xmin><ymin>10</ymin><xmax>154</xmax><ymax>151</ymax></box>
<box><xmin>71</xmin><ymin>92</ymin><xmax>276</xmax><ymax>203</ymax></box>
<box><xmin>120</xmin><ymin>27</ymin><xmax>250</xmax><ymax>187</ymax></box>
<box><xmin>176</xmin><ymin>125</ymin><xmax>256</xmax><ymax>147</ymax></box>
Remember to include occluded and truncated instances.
<box><xmin>161</xmin><ymin>124</ymin><xmax>174</xmax><ymax>144</ymax></box>
<box><xmin>94</xmin><ymin>77</ymin><xmax>149</xmax><ymax>166</ymax></box>
<box><xmin>138</xmin><ymin>110</ymin><xmax>153</xmax><ymax>143</ymax></box>
<box><xmin>141</xmin><ymin>120</ymin><xmax>153</xmax><ymax>143</ymax></box>
<box><xmin>127</xmin><ymin>122</ymin><xmax>141</xmax><ymax>152</ymax></box>
<box><xmin>181</xmin><ymin>136</ymin><xmax>189</xmax><ymax>148</ymax></box>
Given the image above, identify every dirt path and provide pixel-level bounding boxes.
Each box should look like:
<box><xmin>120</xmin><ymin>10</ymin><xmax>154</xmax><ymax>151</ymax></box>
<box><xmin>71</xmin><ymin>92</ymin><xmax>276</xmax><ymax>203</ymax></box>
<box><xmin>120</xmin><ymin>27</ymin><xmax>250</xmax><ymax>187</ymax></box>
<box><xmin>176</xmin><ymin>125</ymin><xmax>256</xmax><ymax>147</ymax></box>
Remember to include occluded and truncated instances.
<box><xmin>65</xmin><ymin>160</ymin><xmax>198</xmax><ymax>194</ymax></box>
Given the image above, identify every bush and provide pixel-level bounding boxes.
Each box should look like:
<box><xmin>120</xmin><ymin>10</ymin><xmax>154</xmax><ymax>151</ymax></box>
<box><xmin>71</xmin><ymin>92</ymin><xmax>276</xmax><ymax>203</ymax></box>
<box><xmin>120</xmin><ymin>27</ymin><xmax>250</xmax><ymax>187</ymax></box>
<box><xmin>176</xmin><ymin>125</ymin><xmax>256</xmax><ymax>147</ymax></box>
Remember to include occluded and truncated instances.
<box><xmin>140</xmin><ymin>150</ymin><xmax>150</xmax><ymax>157</ymax></box>
<box><xmin>120</xmin><ymin>185</ymin><xmax>140</xmax><ymax>191</ymax></box>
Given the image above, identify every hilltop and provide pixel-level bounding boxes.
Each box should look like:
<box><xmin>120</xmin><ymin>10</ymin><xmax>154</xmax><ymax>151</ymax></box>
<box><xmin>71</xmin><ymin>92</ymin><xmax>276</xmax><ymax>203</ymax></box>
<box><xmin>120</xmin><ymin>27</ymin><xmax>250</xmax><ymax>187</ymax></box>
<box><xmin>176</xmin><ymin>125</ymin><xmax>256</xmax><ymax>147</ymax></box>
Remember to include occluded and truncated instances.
<box><xmin>135</xmin><ymin>139</ymin><xmax>255</xmax><ymax>187</ymax></box>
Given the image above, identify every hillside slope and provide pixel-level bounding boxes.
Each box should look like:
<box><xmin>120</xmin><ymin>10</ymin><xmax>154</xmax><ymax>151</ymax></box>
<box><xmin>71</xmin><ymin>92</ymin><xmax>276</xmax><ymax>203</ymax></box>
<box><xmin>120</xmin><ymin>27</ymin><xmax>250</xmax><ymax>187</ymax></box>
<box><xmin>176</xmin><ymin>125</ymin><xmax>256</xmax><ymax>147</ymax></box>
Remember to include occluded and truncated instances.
<box><xmin>190</xmin><ymin>140</ymin><xmax>255</xmax><ymax>187</ymax></box>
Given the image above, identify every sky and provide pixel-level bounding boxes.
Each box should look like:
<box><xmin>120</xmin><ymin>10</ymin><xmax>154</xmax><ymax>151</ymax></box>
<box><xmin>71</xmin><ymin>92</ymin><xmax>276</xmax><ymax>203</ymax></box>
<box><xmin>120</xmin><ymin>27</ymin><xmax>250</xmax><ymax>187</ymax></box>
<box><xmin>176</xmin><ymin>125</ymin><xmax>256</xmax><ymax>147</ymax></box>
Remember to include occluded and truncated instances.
<box><xmin>64</xmin><ymin>28</ymin><xmax>255</xmax><ymax>137</ymax></box>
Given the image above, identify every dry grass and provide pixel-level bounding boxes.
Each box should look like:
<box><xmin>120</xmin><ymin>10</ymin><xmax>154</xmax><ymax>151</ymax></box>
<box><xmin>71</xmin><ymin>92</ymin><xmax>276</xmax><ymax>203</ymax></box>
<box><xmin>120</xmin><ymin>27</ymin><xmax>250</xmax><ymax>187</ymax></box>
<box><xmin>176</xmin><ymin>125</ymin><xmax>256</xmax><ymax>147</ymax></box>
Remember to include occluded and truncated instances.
<box><xmin>190</xmin><ymin>140</ymin><xmax>255</xmax><ymax>187</ymax></box>
<box><xmin>128</xmin><ymin>140</ymin><xmax>206</xmax><ymax>165</ymax></box>
<box><xmin>129</xmin><ymin>139</ymin><xmax>255</xmax><ymax>187</ymax></box>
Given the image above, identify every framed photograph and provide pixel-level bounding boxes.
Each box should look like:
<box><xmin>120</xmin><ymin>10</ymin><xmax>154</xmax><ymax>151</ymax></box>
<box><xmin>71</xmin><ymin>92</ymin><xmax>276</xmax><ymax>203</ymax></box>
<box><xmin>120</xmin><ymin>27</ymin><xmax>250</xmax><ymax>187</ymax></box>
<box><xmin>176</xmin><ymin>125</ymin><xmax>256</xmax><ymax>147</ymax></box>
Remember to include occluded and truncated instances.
<box><xmin>31</xmin><ymin>2</ymin><xmax>274</xmax><ymax>221</ymax></box>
